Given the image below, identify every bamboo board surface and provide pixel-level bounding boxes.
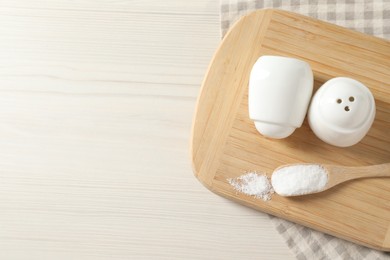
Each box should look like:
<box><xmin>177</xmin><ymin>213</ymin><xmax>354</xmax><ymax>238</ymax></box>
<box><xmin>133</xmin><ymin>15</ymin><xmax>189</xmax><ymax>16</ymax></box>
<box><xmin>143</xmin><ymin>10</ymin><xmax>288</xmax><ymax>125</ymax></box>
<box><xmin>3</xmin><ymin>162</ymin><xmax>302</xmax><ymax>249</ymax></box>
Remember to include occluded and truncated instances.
<box><xmin>191</xmin><ymin>9</ymin><xmax>390</xmax><ymax>251</ymax></box>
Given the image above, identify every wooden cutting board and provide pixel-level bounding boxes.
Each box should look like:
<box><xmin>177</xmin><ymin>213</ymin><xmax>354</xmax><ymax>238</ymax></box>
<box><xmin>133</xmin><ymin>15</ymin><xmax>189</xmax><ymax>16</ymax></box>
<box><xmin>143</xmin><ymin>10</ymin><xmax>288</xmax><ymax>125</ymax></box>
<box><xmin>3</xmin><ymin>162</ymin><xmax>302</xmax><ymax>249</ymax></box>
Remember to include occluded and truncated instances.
<box><xmin>190</xmin><ymin>9</ymin><xmax>390</xmax><ymax>251</ymax></box>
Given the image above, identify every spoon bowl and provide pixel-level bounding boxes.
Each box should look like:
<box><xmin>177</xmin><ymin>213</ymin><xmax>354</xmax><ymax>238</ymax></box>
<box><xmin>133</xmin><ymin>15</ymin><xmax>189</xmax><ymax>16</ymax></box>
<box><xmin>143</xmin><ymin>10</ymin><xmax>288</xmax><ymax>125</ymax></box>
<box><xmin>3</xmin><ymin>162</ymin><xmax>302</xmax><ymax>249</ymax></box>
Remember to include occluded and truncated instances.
<box><xmin>271</xmin><ymin>163</ymin><xmax>390</xmax><ymax>196</ymax></box>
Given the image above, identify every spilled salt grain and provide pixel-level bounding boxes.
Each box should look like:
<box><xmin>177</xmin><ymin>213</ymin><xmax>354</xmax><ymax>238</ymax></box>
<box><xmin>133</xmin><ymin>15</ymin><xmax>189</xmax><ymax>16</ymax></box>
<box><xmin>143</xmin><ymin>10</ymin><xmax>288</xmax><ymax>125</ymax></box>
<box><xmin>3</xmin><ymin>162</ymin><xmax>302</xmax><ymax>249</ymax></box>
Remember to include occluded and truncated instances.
<box><xmin>228</xmin><ymin>172</ymin><xmax>274</xmax><ymax>201</ymax></box>
<box><xmin>271</xmin><ymin>164</ymin><xmax>328</xmax><ymax>196</ymax></box>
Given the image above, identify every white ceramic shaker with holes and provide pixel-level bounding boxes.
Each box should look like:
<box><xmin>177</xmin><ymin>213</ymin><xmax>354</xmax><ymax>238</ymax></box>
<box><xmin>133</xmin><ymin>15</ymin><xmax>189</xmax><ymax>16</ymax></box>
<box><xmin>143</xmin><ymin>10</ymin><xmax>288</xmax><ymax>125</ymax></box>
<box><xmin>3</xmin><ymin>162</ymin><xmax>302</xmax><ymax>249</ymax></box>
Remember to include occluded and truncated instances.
<box><xmin>308</xmin><ymin>77</ymin><xmax>376</xmax><ymax>147</ymax></box>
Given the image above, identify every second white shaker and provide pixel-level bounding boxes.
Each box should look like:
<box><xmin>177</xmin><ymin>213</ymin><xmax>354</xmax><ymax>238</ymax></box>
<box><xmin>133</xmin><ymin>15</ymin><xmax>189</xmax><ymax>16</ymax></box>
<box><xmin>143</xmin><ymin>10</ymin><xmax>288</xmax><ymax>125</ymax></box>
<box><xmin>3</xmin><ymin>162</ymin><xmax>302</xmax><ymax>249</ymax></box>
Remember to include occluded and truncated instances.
<box><xmin>248</xmin><ymin>56</ymin><xmax>313</xmax><ymax>139</ymax></box>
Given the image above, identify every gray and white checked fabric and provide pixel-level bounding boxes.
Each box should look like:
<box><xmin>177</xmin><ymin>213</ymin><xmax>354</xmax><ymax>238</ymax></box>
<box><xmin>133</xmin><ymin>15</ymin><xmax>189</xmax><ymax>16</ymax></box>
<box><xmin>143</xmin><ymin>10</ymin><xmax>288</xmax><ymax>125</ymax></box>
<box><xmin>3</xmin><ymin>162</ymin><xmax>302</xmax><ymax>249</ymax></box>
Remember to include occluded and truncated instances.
<box><xmin>221</xmin><ymin>0</ymin><xmax>390</xmax><ymax>38</ymax></box>
<box><xmin>220</xmin><ymin>1</ymin><xmax>390</xmax><ymax>259</ymax></box>
<box><xmin>272</xmin><ymin>216</ymin><xmax>390</xmax><ymax>259</ymax></box>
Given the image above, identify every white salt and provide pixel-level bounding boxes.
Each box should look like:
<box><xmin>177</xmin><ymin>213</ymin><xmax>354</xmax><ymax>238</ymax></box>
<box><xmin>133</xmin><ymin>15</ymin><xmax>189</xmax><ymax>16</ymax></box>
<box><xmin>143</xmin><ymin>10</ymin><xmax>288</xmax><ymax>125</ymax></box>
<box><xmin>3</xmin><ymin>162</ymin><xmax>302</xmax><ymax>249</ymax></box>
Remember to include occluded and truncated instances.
<box><xmin>271</xmin><ymin>164</ymin><xmax>328</xmax><ymax>196</ymax></box>
<box><xmin>228</xmin><ymin>172</ymin><xmax>274</xmax><ymax>201</ymax></box>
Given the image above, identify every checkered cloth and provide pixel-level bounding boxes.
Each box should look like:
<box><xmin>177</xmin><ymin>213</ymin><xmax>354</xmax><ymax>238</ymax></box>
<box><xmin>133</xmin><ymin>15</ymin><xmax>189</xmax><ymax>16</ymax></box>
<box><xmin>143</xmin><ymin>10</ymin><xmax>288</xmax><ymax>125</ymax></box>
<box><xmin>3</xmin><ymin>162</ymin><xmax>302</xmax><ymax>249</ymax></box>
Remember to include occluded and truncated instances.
<box><xmin>272</xmin><ymin>216</ymin><xmax>390</xmax><ymax>259</ymax></box>
<box><xmin>220</xmin><ymin>1</ymin><xmax>390</xmax><ymax>259</ymax></box>
<box><xmin>221</xmin><ymin>0</ymin><xmax>390</xmax><ymax>38</ymax></box>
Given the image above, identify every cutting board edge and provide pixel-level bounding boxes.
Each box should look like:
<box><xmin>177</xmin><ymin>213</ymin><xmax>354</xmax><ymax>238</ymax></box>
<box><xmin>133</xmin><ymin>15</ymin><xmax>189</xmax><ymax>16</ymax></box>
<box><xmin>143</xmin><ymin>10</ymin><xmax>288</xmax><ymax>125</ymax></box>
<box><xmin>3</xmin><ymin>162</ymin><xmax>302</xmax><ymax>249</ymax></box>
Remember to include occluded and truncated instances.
<box><xmin>208</xmin><ymin>180</ymin><xmax>390</xmax><ymax>251</ymax></box>
<box><xmin>190</xmin><ymin>8</ymin><xmax>274</xmax><ymax>185</ymax></box>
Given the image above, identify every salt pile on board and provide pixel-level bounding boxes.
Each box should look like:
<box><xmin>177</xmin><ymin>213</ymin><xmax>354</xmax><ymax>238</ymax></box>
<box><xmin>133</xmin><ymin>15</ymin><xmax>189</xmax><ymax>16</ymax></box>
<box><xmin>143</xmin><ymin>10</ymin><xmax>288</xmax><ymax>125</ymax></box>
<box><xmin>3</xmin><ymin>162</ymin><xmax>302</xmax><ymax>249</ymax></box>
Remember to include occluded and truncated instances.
<box><xmin>271</xmin><ymin>164</ymin><xmax>328</xmax><ymax>196</ymax></box>
<box><xmin>228</xmin><ymin>172</ymin><xmax>274</xmax><ymax>201</ymax></box>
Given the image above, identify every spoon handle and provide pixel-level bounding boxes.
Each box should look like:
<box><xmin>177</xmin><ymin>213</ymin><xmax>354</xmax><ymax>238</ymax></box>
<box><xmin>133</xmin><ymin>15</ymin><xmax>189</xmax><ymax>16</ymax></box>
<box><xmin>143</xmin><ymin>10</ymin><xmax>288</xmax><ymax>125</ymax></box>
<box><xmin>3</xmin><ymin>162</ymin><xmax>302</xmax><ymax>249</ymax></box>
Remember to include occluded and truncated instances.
<box><xmin>326</xmin><ymin>163</ymin><xmax>390</xmax><ymax>181</ymax></box>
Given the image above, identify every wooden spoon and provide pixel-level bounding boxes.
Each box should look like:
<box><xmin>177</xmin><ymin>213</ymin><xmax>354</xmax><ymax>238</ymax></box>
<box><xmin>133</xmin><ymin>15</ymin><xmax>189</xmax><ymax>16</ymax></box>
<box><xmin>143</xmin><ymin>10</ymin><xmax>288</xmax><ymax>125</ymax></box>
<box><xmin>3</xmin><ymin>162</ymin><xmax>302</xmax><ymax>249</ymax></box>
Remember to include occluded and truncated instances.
<box><xmin>271</xmin><ymin>163</ymin><xmax>390</xmax><ymax>196</ymax></box>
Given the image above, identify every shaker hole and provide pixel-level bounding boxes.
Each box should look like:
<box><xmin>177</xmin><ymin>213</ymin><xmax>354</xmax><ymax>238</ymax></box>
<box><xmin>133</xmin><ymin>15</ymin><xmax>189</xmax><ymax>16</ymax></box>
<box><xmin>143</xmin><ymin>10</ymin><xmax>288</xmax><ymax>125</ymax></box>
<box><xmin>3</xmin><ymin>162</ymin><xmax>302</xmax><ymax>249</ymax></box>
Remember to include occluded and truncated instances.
<box><xmin>349</xmin><ymin>96</ymin><xmax>355</xmax><ymax>102</ymax></box>
<box><xmin>344</xmin><ymin>106</ymin><xmax>350</xmax><ymax>112</ymax></box>
<box><xmin>336</xmin><ymin>99</ymin><xmax>342</xmax><ymax>104</ymax></box>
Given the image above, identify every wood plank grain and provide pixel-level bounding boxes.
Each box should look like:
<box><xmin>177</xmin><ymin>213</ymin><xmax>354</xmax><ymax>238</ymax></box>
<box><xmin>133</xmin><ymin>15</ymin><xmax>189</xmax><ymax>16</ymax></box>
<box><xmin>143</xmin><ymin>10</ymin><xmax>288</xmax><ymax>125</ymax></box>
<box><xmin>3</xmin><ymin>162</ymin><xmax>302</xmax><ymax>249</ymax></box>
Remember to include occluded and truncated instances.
<box><xmin>0</xmin><ymin>1</ymin><xmax>294</xmax><ymax>259</ymax></box>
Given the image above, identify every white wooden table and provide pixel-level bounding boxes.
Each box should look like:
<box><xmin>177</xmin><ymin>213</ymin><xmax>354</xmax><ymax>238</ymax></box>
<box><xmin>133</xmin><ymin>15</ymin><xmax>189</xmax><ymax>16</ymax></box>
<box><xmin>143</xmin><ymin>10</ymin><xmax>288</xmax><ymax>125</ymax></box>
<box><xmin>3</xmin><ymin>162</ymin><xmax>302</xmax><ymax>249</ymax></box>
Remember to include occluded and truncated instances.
<box><xmin>0</xmin><ymin>1</ymin><xmax>294</xmax><ymax>259</ymax></box>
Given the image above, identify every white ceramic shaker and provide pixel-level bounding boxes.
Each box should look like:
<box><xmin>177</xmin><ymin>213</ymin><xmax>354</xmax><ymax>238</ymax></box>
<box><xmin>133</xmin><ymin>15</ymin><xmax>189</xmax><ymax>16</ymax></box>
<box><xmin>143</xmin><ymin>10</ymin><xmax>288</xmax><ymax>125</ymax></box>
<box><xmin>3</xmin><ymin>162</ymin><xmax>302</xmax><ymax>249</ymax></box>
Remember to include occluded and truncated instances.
<box><xmin>308</xmin><ymin>77</ymin><xmax>376</xmax><ymax>147</ymax></box>
<box><xmin>248</xmin><ymin>56</ymin><xmax>313</xmax><ymax>138</ymax></box>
